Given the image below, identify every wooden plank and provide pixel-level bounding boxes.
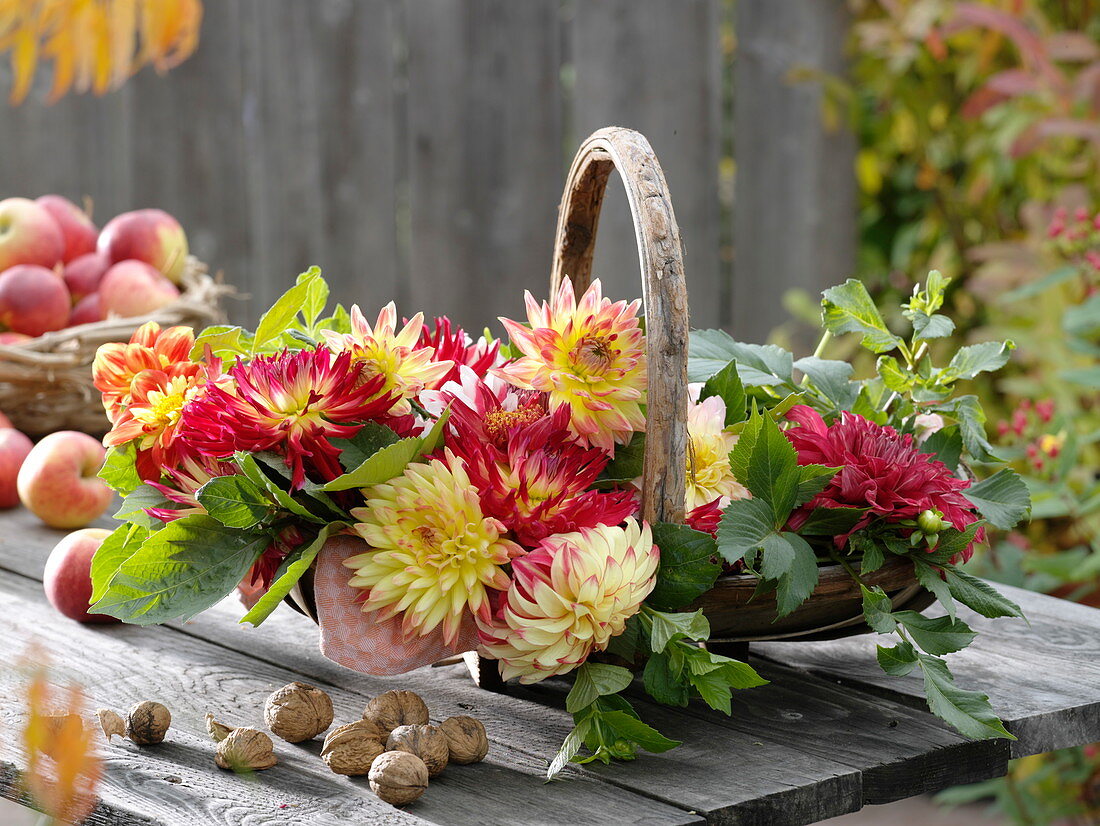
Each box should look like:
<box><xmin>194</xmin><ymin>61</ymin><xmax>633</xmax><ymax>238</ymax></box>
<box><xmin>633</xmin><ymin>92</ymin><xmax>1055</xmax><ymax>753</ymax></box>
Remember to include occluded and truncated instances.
<box><xmin>570</xmin><ymin>0</ymin><xmax>725</xmax><ymax>329</ymax></box>
<box><xmin>732</xmin><ymin>0</ymin><xmax>857</xmax><ymax>346</ymax></box>
<box><xmin>403</xmin><ymin>0</ymin><xmax>564</xmax><ymax>331</ymax></box>
<box><xmin>0</xmin><ymin>567</ymin><xmax>701</xmax><ymax>826</ymax></box>
<box><xmin>0</xmin><ymin>509</ymin><xmax>1007</xmax><ymax>825</ymax></box>
<box><xmin>755</xmin><ymin>584</ymin><xmax>1100</xmax><ymax>759</ymax></box>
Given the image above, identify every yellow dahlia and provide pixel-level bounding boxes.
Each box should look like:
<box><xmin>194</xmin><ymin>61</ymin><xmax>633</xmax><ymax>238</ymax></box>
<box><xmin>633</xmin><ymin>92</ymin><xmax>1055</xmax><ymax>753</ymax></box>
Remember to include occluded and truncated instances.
<box><xmin>477</xmin><ymin>519</ymin><xmax>658</xmax><ymax>684</ymax></box>
<box><xmin>322</xmin><ymin>303</ymin><xmax>452</xmax><ymax>414</ymax></box>
<box><xmin>346</xmin><ymin>452</ymin><xmax>523</xmax><ymax>645</ymax></box>
<box><xmin>684</xmin><ymin>395</ymin><xmax>749</xmax><ymax>511</ymax></box>
<box><xmin>495</xmin><ymin>278</ymin><xmax>646</xmax><ymax>452</ymax></box>
<box><xmin>92</xmin><ymin>321</ymin><xmax>195</xmax><ymax>421</ymax></box>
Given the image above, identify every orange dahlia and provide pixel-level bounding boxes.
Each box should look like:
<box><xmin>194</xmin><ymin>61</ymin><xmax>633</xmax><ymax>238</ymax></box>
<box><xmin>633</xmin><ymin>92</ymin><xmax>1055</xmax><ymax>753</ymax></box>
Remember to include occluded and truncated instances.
<box><xmin>477</xmin><ymin>519</ymin><xmax>658</xmax><ymax>683</ymax></box>
<box><xmin>495</xmin><ymin>279</ymin><xmax>646</xmax><ymax>452</ymax></box>
<box><xmin>93</xmin><ymin>321</ymin><xmax>195</xmax><ymax>420</ymax></box>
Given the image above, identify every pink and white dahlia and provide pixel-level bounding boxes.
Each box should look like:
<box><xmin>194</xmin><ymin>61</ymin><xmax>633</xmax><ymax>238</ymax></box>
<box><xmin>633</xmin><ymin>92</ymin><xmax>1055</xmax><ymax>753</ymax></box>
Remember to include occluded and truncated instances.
<box><xmin>322</xmin><ymin>303</ymin><xmax>452</xmax><ymax>413</ymax></box>
<box><xmin>177</xmin><ymin>347</ymin><xmax>396</xmax><ymax>488</ymax></box>
<box><xmin>346</xmin><ymin>452</ymin><xmax>523</xmax><ymax>645</ymax></box>
<box><xmin>417</xmin><ymin>316</ymin><xmax>501</xmax><ymax>388</ymax></box>
<box><xmin>783</xmin><ymin>405</ymin><xmax>983</xmax><ymax>560</ymax></box>
<box><xmin>495</xmin><ymin>279</ymin><xmax>646</xmax><ymax>452</ymax></box>
<box><xmin>477</xmin><ymin>519</ymin><xmax>658</xmax><ymax>684</ymax></box>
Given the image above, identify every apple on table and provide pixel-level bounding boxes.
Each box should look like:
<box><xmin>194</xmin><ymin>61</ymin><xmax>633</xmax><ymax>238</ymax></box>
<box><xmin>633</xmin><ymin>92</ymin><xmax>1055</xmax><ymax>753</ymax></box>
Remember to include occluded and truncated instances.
<box><xmin>0</xmin><ymin>428</ymin><xmax>33</xmax><ymax>508</ymax></box>
<box><xmin>18</xmin><ymin>430</ymin><xmax>113</xmax><ymax>529</ymax></box>
<box><xmin>43</xmin><ymin>528</ymin><xmax>120</xmax><ymax>623</ymax></box>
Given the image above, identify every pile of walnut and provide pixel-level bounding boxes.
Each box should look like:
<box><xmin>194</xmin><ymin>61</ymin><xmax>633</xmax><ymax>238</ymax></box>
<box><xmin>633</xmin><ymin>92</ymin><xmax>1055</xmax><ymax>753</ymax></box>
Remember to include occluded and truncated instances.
<box><xmin>208</xmin><ymin>682</ymin><xmax>489</xmax><ymax>807</ymax></box>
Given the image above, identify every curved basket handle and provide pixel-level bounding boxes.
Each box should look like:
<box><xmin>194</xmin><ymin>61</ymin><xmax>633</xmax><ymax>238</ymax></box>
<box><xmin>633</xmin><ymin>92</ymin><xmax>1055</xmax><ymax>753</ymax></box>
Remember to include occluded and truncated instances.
<box><xmin>551</xmin><ymin>127</ymin><xmax>689</xmax><ymax>525</ymax></box>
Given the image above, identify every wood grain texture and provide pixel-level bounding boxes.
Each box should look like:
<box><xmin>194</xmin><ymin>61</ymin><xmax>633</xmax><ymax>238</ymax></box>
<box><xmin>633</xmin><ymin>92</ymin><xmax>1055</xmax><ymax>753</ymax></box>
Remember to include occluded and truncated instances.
<box><xmin>570</xmin><ymin>0</ymin><xmax>725</xmax><ymax>329</ymax></box>
<box><xmin>755</xmin><ymin>584</ymin><xmax>1100</xmax><ymax>759</ymax></box>
<box><xmin>0</xmin><ymin>566</ymin><xmax>701</xmax><ymax>826</ymax></box>
<box><xmin>732</xmin><ymin>0</ymin><xmax>857</xmax><ymax>347</ymax></box>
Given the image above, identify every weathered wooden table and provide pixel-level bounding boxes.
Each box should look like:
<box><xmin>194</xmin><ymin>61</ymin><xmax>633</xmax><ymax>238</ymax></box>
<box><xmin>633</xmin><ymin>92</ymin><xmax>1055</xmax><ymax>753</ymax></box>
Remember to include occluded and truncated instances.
<box><xmin>2</xmin><ymin>507</ymin><xmax>1099</xmax><ymax>826</ymax></box>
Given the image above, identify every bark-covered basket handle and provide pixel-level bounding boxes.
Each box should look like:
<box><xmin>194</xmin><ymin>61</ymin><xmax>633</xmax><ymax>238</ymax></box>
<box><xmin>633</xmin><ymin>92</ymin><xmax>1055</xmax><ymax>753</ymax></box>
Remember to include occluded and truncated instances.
<box><xmin>550</xmin><ymin>126</ymin><xmax>690</xmax><ymax>525</ymax></box>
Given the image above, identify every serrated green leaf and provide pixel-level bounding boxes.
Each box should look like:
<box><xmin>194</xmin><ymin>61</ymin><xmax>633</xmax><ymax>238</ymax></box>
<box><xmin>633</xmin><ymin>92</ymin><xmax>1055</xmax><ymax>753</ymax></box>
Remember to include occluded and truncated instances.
<box><xmin>795</xmin><ymin>464</ymin><xmax>838</xmax><ymax>506</ymax></box>
<box><xmin>963</xmin><ymin>469</ymin><xmax>1031</xmax><ymax>530</ymax></box>
<box><xmin>330</xmin><ymin>422</ymin><xmax>401</xmax><ymax>472</ymax></box>
<box><xmin>599</xmin><ymin>711</ymin><xmax>681</xmax><ymax>753</ymax></box>
<box><xmin>920</xmin><ymin>426</ymin><xmax>963</xmax><ymax>471</ymax></box>
<box><xmin>547</xmin><ymin>720</ymin><xmax>590</xmax><ymax>780</ymax></box>
<box><xmin>648</xmin><ymin>608</ymin><xmax>710</xmax><ymax>652</ymax></box>
<box><xmin>91</xmin><ymin>515</ymin><xmax>268</xmax><ymax>624</ymax></box>
<box><xmin>912</xmin><ymin>313</ymin><xmax>955</xmax><ymax>341</ymax></box>
<box><xmin>190</xmin><ymin>325</ymin><xmax>253</xmax><ymax>361</ymax></box>
<box><xmin>99</xmin><ymin>443</ymin><xmax>143</xmax><ymax>496</ymax></box>
<box><xmin>822</xmin><ymin>279</ymin><xmax>904</xmax><ymax>354</ymax></box>
<box><xmin>912</xmin><ymin>558</ymin><xmax>956</xmax><ymax>621</ymax></box>
<box><xmin>774</xmin><ymin>533</ymin><xmax>820</xmax><ymax>617</ymax></box>
<box><xmin>323</xmin><ymin>437</ymin><xmax>424</xmax><ymax>491</ymax></box>
<box><xmin>797</xmin><ymin>506</ymin><xmax>867</xmax><ymax>536</ymax></box>
<box><xmin>114</xmin><ymin>484</ymin><xmax>176</xmax><ymax>529</ymax></box>
<box><xmin>196</xmin><ymin>475</ymin><xmax>273</xmax><ymax>529</ymax></box>
<box><xmin>648</xmin><ymin>523</ymin><xmax>722</xmax><ymax>611</ymax></box>
<box><xmin>420</xmin><ymin>407</ymin><xmax>452</xmax><ymax>454</ymax></box>
<box><xmin>566</xmin><ymin>663</ymin><xmax>634</xmax><ymax>713</ymax></box>
<box><xmin>925</xmin><ymin>522</ymin><xmax>985</xmax><ymax>565</ymax></box>
<box><xmin>716</xmin><ymin>496</ymin><xmax>776</xmax><ymax>566</ymax></box>
<box><xmin>860</xmin><ymin>542</ymin><xmax>885</xmax><ymax>575</ymax></box>
<box><xmin>700</xmin><ymin>359</ymin><xmax>747</xmax><ymax>425</ymax></box>
<box><xmin>239</xmin><ymin>522</ymin><xmax>345</xmax><ymax>626</ymax></box>
<box><xmin>893</xmin><ymin>611</ymin><xmax>976</xmax><ymax>655</ymax></box>
<box><xmin>876</xmin><ymin>640</ymin><xmax>918</xmax><ymax>676</ymax></box>
<box><xmin>688</xmin><ymin>330</ymin><xmax>794</xmax><ymax>385</ymax></box>
<box><xmin>935</xmin><ymin>395</ymin><xmax>998</xmax><ymax>462</ymax></box>
<box><xmin>861</xmin><ymin>585</ymin><xmax>896</xmax><ymax>633</ymax></box>
<box><xmin>90</xmin><ymin>522</ymin><xmax>150</xmax><ymax>604</ymax></box>
<box><xmin>917</xmin><ymin>653</ymin><xmax>1014</xmax><ymax>740</ymax></box>
<box><xmin>943</xmin><ymin>568</ymin><xmax>1024</xmax><ymax>619</ymax></box>
<box><xmin>794</xmin><ymin>356</ymin><xmax>858</xmax><ymax>410</ymax></box>
<box><xmin>642</xmin><ymin>651</ymin><xmax>690</xmax><ymax>707</ymax></box>
<box><xmin>944</xmin><ymin>341</ymin><xmax>1015</xmax><ymax>382</ymax></box>
<box><xmin>596</xmin><ymin>432</ymin><xmax>645</xmax><ymax>485</ymax></box>
<box><xmin>234</xmin><ymin>453</ymin><xmax>329</xmax><ymax>524</ymax></box>
<box><xmin>877</xmin><ymin>355</ymin><xmax>915</xmax><ymax>394</ymax></box>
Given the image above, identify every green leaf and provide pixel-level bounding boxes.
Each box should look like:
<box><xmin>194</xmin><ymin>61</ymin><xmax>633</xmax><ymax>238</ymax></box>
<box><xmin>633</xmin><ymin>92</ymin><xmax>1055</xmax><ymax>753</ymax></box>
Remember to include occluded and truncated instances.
<box><xmin>420</xmin><ymin>407</ymin><xmax>452</xmax><ymax>455</ymax></box>
<box><xmin>680</xmin><ymin>648</ymin><xmax>767</xmax><ymax>713</ymax></box>
<box><xmin>99</xmin><ymin>443</ymin><xmax>143</xmax><ymax>496</ymax></box>
<box><xmin>234</xmin><ymin>453</ymin><xmax>329</xmax><ymax>524</ymax></box>
<box><xmin>793</xmin><ymin>357</ymin><xmax>857</xmax><ymax>410</ymax></box>
<box><xmin>861</xmin><ymin>585</ymin><xmax>896</xmax><ymax>633</ymax></box>
<box><xmin>774</xmin><ymin>533</ymin><xmax>819</xmax><ymax>617</ymax></box>
<box><xmin>330</xmin><ymin>423</ymin><xmax>401</xmax><ymax>472</ymax></box>
<box><xmin>599</xmin><ymin>711</ymin><xmax>681</xmax><ymax>753</ymax></box>
<box><xmin>860</xmin><ymin>541</ymin><xmax>885</xmax><ymax>575</ymax></box>
<box><xmin>648</xmin><ymin>523</ymin><xmax>722</xmax><ymax>611</ymax></box>
<box><xmin>795</xmin><ymin>464</ymin><xmax>838</xmax><ymax>506</ymax></box>
<box><xmin>547</xmin><ymin>719</ymin><xmax>590</xmax><ymax>780</ymax></box>
<box><xmin>877</xmin><ymin>355</ymin><xmax>915</xmax><ymax>394</ymax></box>
<box><xmin>253</xmin><ymin>267</ymin><xmax>323</xmax><ymax>352</ymax></box>
<box><xmin>942</xmin><ymin>568</ymin><xmax>1024</xmax><ymax>619</ymax></box>
<box><xmin>239</xmin><ymin>522</ymin><xmax>345</xmax><ymax>626</ymax></box>
<box><xmin>323</xmin><ymin>437</ymin><xmax>424</xmax><ymax>491</ymax></box>
<box><xmin>893</xmin><ymin>611</ymin><xmax>976</xmax><ymax>655</ymax></box>
<box><xmin>89</xmin><ymin>522</ymin><xmax>150</xmax><ymax>604</ymax></box>
<box><xmin>700</xmin><ymin>359</ymin><xmax>747</xmax><ymax>425</ymax></box>
<box><xmin>821</xmin><ymin>279</ymin><xmax>904</xmax><ymax>354</ymax></box>
<box><xmin>925</xmin><ymin>522</ymin><xmax>985</xmax><ymax>565</ymax></box>
<box><xmin>688</xmin><ymin>329</ymin><xmax>794</xmax><ymax>386</ymax></box>
<box><xmin>190</xmin><ymin>325</ymin><xmax>254</xmax><ymax>361</ymax></box>
<box><xmin>876</xmin><ymin>640</ymin><xmax>918</xmax><ymax>676</ymax></box>
<box><xmin>917</xmin><ymin>654</ymin><xmax>1014</xmax><ymax>740</ymax></box>
<box><xmin>716</xmin><ymin>496</ymin><xmax>776</xmax><ymax>567</ymax></box>
<box><xmin>759</xmin><ymin>533</ymin><xmax>796</xmax><ymax>581</ymax></box>
<box><xmin>565</xmin><ymin>663</ymin><xmax>635</xmax><ymax>713</ymax></box>
<box><xmin>963</xmin><ymin>469</ymin><xmax>1031</xmax><ymax>530</ymax></box>
<box><xmin>196</xmin><ymin>475</ymin><xmax>273</xmax><ymax>529</ymax></box>
<box><xmin>91</xmin><ymin>515</ymin><xmax>269</xmax><ymax>624</ymax></box>
<box><xmin>729</xmin><ymin>409</ymin><xmax>799</xmax><ymax>513</ymax></box>
<box><xmin>302</xmin><ymin>269</ymin><xmax>330</xmax><ymax>329</ymax></box>
<box><xmin>647</xmin><ymin>608</ymin><xmax>710</xmax><ymax>652</ymax></box>
<box><xmin>912</xmin><ymin>313</ymin><xmax>955</xmax><ymax>341</ymax></box>
<box><xmin>114</xmin><ymin>484</ymin><xmax>176</xmax><ymax>529</ymax></box>
<box><xmin>315</xmin><ymin>303</ymin><xmax>353</xmax><ymax>335</ymax></box>
<box><xmin>797</xmin><ymin>506</ymin><xmax>867</xmax><ymax>536</ymax></box>
<box><xmin>642</xmin><ymin>651</ymin><xmax>690</xmax><ymax>707</ymax></box>
<box><xmin>912</xmin><ymin>558</ymin><xmax>956</xmax><ymax>621</ymax></box>
<box><xmin>920</xmin><ymin>426</ymin><xmax>963</xmax><ymax>471</ymax></box>
<box><xmin>598</xmin><ymin>432</ymin><xmax>646</xmax><ymax>485</ymax></box>
<box><xmin>604</xmin><ymin>616</ymin><xmax>641</xmax><ymax>661</ymax></box>
<box><xmin>936</xmin><ymin>395</ymin><xmax>998</xmax><ymax>462</ymax></box>
<box><xmin>944</xmin><ymin>341</ymin><xmax>1015</xmax><ymax>382</ymax></box>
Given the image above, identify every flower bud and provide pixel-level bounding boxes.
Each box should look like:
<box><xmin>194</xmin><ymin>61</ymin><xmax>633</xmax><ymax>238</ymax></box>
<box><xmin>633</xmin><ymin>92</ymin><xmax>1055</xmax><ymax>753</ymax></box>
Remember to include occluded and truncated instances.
<box><xmin>918</xmin><ymin>509</ymin><xmax>948</xmax><ymax>535</ymax></box>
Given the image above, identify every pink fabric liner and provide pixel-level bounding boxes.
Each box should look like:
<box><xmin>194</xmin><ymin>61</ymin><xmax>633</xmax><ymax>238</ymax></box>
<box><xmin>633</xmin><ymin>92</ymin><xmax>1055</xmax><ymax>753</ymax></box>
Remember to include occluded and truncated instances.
<box><xmin>311</xmin><ymin>534</ymin><xmax>480</xmax><ymax>675</ymax></box>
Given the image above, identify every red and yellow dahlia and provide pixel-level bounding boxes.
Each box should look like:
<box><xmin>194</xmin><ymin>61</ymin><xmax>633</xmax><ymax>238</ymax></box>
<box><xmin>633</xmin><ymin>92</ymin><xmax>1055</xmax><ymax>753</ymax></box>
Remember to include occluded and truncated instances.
<box><xmin>322</xmin><ymin>303</ymin><xmax>452</xmax><ymax>414</ymax></box>
<box><xmin>417</xmin><ymin>316</ymin><xmax>501</xmax><ymax>389</ymax></box>
<box><xmin>495</xmin><ymin>279</ymin><xmax>646</xmax><ymax>452</ymax></box>
<box><xmin>783</xmin><ymin>405</ymin><xmax>983</xmax><ymax>561</ymax></box>
<box><xmin>477</xmin><ymin>519</ymin><xmax>658</xmax><ymax>683</ymax></box>
<box><xmin>177</xmin><ymin>347</ymin><xmax>395</xmax><ymax>488</ymax></box>
<box><xmin>346</xmin><ymin>452</ymin><xmax>523</xmax><ymax>645</ymax></box>
<box><xmin>93</xmin><ymin>321</ymin><xmax>195</xmax><ymax>420</ymax></box>
<box><xmin>145</xmin><ymin>454</ymin><xmax>238</xmax><ymax>522</ymax></box>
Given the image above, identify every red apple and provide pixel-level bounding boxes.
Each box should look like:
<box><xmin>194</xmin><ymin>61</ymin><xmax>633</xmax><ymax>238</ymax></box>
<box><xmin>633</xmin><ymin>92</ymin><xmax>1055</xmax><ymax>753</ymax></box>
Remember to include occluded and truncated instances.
<box><xmin>0</xmin><ymin>428</ymin><xmax>32</xmax><ymax>508</ymax></box>
<box><xmin>0</xmin><ymin>331</ymin><xmax>31</xmax><ymax>346</ymax></box>
<box><xmin>99</xmin><ymin>260</ymin><xmax>179</xmax><ymax>318</ymax></box>
<box><xmin>17</xmin><ymin>430</ymin><xmax>113</xmax><ymax>529</ymax></box>
<box><xmin>98</xmin><ymin>209</ymin><xmax>189</xmax><ymax>284</ymax></box>
<box><xmin>43</xmin><ymin>528</ymin><xmax>120</xmax><ymax>623</ymax></box>
<box><xmin>36</xmin><ymin>195</ymin><xmax>97</xmax><ymax>264</ymax></box>
<box><xmin>62</xmin><ymin>251</ymin><xmax>110</xmax><ymax>302</ymax></box>
<box><xmin>0</xmin><ymin>197</ymin><xmax>64</xmax><ymax>271</ymax></box>
<box><xmin>69</xmin><ymin>293</ymin><xmax>103</xmax><ymax>326</ymax></box>
<box><xmin>0</xmin><ymin>265</ymin><xmax>71</xmax><ymax>336</ymax></box>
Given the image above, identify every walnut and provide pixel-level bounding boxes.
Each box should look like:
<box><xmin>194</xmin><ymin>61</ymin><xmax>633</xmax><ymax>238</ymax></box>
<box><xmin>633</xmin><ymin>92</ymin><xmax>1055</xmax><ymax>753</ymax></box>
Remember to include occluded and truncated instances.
<box><xmin>215</xmin><ymin>728</ymin><xmax>277</xmax><ymax>772</ymax></box>
<box><xmin>204</xmin><ymin>713</ymin><xmax>236</xmax><ymax>743</ymax></box>
<box><xmin>368</xmin><ymin>750</ymin><xmax>428</xmax><ymax>806</ymax></box>
<box><xmin>386</xmin><ymin>724</ymin><xmax>448</xmax><ymax>777</ymax></box>
<box><xmin>127</xmin><ymin>701</ymin><xmax>171</xmax><ymax>745</ymax></box>
<box><xmin>439</xmin><ymin>716</ymin><xmax>488</xmax><ymax>764</ymax></box>
<box><xmin>264</xmin><ymin>681</ymin><xmax>334</xmax><ymax>743</ymax></box>
<box><xmin>96</xmin><ymin>708</ymin><xmax>126</xmax><ymax>742</ymax></box>
<box><xmin>321</xmin><ymin>719</ymin><xmax>386</xmax><ymax>776</ymax></box>
<box><xmin>363</xmin><ymin>690</ymin><xmax>429</xmax><ymax>736</ymax></box>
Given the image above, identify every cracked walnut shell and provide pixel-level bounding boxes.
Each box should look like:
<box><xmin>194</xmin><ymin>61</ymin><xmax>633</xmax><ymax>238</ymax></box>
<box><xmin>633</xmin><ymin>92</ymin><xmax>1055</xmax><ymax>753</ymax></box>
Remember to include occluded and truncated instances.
<box><xmin>215</xmin><ymin>728</ymin><xmax>277</xmax><ymax>772</ymax></box>
<box><xmin>439</xmin><ymin>716</ymin><xmax>488</xmax><ymax>764</ymax></box>
<box><xmin>321</xmin><ymin>719</ymin><xmax>386</xmax><ymax>776</ymax></box>
<box><xmin>363</xmin><ymin>690</ymin><xmax>429</xmax><ymax>736</ymax></box>
<box><xmin>126</xmin><ymin>701</ymin><xmax>171</xmax><ymax>745</ymax></box>
<box><xmin>369</xmin><ymin>750</ymin><xmax>428</xmax><ymax>806</ymax></box>
<box><xmin>386</xmin><ymin>724</ymin><xmax>449</xmax><ymax>777</ymax></box>
<box><xmin>264</xmin><ymin>681</ymin><xmax>334</xmax><ymax>743</ymax></box>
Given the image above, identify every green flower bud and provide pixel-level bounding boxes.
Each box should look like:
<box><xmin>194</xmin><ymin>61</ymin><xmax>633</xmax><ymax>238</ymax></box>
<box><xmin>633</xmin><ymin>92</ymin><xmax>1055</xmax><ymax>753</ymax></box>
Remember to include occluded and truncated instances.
<box><xmin>917</xmin><ymin>509</ymin><xmax>948</xmax><ymax>535</ymax></box>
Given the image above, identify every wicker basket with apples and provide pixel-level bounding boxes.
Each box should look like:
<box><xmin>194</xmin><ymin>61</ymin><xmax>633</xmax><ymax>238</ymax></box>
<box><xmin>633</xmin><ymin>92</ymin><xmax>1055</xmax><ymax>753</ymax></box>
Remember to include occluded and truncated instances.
<box><xmin>0</xmin><ymin>196</ymin><xmax>230</xmax><ymax>436</ymax></box>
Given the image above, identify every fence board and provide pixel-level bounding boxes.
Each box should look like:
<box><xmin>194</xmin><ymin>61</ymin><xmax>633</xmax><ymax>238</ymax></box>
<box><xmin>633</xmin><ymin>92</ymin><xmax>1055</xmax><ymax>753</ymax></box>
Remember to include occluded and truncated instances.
<box><xmin>404</xmin><ymin>0</ymin><xmax>564</xmax><ymax>331</ymax></box>
<box><xmin>570</xmin><ymin>0</ymin><xmax>724</xmax><ymax>329</ymax></box>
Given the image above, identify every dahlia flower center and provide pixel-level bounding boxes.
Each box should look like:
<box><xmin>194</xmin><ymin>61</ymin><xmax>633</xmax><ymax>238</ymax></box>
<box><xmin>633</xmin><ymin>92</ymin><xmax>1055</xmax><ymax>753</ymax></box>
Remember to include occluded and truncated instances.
<box><xmin>135</xmin><ymin>387</ymin><xmax>187</xmax><ymax>427</ymax></box>
<box><xmin>567</xmin><ymin>333</ymin><xmax>616</xmax><ymax>376</ymax></box>
<box><xmin>484</xmin><ymin>406</ymin><xmax>543</xmax><ymax>442</ymax></box>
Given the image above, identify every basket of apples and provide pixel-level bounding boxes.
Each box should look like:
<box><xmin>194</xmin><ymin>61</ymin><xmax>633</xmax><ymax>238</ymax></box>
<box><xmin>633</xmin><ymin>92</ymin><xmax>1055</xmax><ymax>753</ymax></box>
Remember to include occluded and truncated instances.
<box><xmin>0</xmin><ymin>196</ymin><xmax>230</xmax><ymax>437</ymax></box>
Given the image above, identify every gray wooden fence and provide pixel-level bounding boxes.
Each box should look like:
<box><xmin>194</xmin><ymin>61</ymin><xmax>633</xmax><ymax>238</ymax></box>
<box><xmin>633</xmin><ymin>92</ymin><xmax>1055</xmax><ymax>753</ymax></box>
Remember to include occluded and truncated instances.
<box><xmin>0</xmin><ymin>0</ymin><xmax>853</xmax><ymax>343</ymax></box>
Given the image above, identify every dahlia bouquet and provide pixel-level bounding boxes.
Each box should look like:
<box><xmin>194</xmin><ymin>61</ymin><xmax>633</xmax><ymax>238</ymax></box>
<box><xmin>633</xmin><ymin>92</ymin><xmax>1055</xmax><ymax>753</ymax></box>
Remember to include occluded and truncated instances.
<box><xmin>88</xmin><ymin>268</ymin><xmax>1029</xmax><ymax>774</ymax></box>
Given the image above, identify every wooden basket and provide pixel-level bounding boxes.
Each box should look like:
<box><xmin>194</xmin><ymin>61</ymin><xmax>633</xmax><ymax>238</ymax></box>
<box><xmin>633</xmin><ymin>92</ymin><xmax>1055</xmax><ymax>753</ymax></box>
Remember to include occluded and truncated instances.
<box><xmin>551</xmin><ymin>126</ymin><xmax>932</xmax><ymax>643</ymax></box>
<box><xmin>0</xmin><ymin>256</ymin><xmax>231</xmax><ymax>437</ymax></box>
